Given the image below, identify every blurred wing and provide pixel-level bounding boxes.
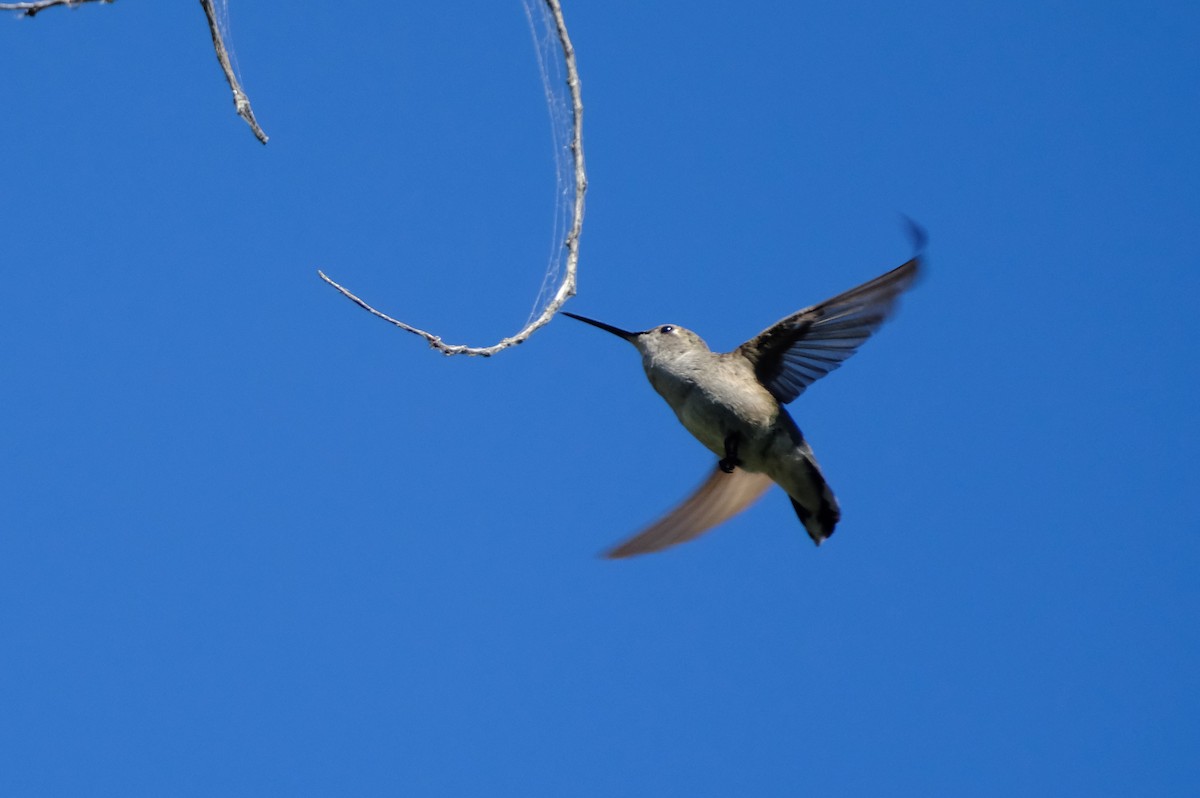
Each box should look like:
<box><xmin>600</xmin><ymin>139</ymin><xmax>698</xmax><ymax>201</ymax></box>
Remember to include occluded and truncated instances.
<box><xmin>604</xmin><ymin>467</ymin><xmax>773</xmax><ymax>559</ymax></box>
<box><xmin>736</xmin><ymin>256</ymin><xmax>920</xmax><ymax>405</ymax></box>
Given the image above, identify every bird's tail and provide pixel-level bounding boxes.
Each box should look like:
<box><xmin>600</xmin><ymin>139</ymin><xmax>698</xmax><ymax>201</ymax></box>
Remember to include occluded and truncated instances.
<box><xmin>786</xmin><ymin>455</ymin><xmax>841</xmax><ymax>546</ymax></box>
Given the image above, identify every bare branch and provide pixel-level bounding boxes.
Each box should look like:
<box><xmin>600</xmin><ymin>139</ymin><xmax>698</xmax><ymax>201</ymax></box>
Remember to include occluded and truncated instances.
<box><xmin>318</xmin><ymin>0</ymin><xmax>587</xmax><ymax>357</ymax></box>
<box><xmin>5</xmin><ymin>0</ymin><xmax>267</xmax><ymax>143</ymax></box>
<box><xmin>198</xmin><ymin>0</ymin><xmax>267</xmax><ymax>144</ymax></box>
<box><xmin>0</xmin><ymin>0</ymin><xmax>112</xmax><ymax>18</ymax></box>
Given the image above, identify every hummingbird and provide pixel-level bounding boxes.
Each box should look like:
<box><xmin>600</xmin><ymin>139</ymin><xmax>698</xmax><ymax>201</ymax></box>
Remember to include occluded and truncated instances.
<box><xmin>564</xmin><ymin>229</ymin><xmax>922</xmax><ymax>558</ymax></box>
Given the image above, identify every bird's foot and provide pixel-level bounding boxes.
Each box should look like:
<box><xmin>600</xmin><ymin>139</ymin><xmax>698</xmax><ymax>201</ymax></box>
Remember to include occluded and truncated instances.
<box><xmin>719</xmin><ymin>433</ymin><xmax>741</xmax><ymax>473</ymax></box>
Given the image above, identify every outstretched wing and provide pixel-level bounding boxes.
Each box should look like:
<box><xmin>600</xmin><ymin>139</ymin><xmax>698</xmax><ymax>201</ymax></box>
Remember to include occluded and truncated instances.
<box><xmin>604</xmin><ymin>467</ymin><xmax>773</xmax><ymax>559</ymax></box>
<box><xmin>736</xmin><ymin>255</ymin><xmax>920</xmax><ymax>405</ymax></box>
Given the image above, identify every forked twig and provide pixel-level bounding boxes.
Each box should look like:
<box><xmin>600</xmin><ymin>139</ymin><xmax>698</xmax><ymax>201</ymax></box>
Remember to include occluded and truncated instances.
<box><xmin>318</xmin><ymin>0</ymin><xmax>587</xmax><ymax>357</ymax></box>
<box><xmin>3</xmin><ymin>0</ymin><xmax>268</xmax><ymax>144</ymax></box>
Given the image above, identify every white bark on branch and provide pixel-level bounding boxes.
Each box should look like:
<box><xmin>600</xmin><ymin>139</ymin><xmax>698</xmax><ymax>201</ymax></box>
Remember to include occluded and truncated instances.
<box><xmin>0</xmin><ymin>0</ymin><xmax>110</xmax><ymax>16</ymax></box>
<box><xmin>198</xmin><ymin>0</ymin><xmax>267</xmax><ymax>144</ymax></box>
<box><xmin>3</xmin><ymin>0</ymin><xmax>268</xmax><ymax>144</ymax></box>
<box><xmin>317</xmin><ymin>0</ymin><xmax>587</xmax><ymax>357</ymax></box>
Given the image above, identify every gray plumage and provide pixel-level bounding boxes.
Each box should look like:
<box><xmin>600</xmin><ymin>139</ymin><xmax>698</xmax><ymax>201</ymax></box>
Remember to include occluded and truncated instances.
<box><xmin>565</xmin><ymin>236</ymin><xmax>921</xmax><ymax>558</ymax></box>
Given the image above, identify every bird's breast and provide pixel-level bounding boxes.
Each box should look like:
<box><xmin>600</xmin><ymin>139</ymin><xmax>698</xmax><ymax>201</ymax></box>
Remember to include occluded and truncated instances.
<box><xmin>645</xmin><ymin>353</ymin><xmax>782</xmax><ymax>462</ymax></box>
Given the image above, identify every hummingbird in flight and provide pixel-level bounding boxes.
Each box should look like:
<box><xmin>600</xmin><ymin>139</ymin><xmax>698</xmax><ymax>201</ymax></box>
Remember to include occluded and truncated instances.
<box><xmin>563</xmin><ymin>227</ymin><xmax>923</xmax><ymax>558</ymax></box>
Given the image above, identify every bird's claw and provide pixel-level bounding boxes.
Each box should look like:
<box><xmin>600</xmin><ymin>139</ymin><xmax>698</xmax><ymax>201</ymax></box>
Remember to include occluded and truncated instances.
<box><xmin>720</xmin><ymin>433</ymin><xmax>741</xmax><ymax>473</ymax></box>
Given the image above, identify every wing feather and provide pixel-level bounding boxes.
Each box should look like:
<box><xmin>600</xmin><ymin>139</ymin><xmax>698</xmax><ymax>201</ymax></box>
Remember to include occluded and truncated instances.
<box><xmin>737</xmin><ymin>255</ymin><xmax>920</xmax><ymax>404</ymax></box>
<box><xmin>604</xmin><ymin>467</ymin><xmax>773</xmax><ymax>559</ymax></box>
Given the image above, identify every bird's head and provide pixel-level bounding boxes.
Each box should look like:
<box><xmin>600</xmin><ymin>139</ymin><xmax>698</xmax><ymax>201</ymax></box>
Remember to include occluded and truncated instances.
<box><xmin>562</xmin><ymin>313</ymin><xmax>711</xmax><ymax>365</ymax></box>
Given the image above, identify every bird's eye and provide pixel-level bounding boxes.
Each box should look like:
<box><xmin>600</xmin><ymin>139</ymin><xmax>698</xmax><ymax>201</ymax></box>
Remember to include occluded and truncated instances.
<box><xmin>660</xmin><ymin>325</ymin><xmax>674</xmax><ymax>334</ymax></box>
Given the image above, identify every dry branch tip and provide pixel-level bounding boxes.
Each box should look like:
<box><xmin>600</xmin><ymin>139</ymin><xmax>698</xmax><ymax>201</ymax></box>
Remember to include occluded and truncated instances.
<box><xmin>319</xmin><ymin>0</ymin><xmax>586</xmax><ymax>358</ymax></box>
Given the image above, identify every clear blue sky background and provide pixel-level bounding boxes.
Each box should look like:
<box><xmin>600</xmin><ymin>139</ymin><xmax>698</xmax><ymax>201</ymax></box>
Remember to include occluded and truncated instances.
<box><xmin>2</xmin><ymin>1</ymin><xmax>1197</xmax><ymax>795</ymax></box>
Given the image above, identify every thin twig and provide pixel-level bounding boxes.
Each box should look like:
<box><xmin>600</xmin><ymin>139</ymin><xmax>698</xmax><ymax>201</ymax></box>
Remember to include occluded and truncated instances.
<box><xmin>0</xmin><ymin>0</ymin><xmax>112</xmax><ymax>18</ymax></box>
<box><xmin>198</xmin><ymin>0</ymin><xmax>267</xmax><ymax>144</ymax></box>
<box><xmin>4</xmin><ymin>0</ymin><xmax>268</xmax><ymax>144</ymax></box>
<box><xmin>318</xmin><ymin>0</ymin><xmax>587</xmax><ymax>357</ymax></box>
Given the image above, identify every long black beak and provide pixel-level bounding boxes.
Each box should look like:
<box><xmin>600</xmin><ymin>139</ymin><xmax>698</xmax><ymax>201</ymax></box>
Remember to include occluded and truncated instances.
<box><xmin>562</xmin><ymin>312</ymin><xmax>637</xmax><ymax>342</ymax></box>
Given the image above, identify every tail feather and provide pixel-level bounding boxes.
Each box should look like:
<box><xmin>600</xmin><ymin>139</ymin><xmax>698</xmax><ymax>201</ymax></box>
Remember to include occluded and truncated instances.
<box><xmin>788</xmin><ymin>457</ymin><xmax>841</xmax><ymax>546</ymax></box>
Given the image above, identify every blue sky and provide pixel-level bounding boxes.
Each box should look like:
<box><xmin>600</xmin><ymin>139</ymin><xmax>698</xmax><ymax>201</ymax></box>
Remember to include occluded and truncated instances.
<box><xmin>1</xmin><ymin>1</ymin><xmax>1197</xmax><ymax>795</ymax></box>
